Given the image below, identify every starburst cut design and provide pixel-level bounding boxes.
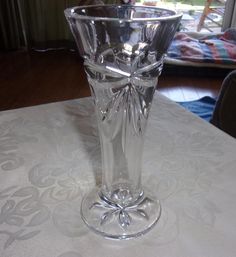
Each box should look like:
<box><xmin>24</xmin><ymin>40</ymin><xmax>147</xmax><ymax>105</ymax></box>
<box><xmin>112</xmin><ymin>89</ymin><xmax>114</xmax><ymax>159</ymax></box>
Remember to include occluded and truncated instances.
<box><xmin>90</xmin><ymin>196</ymin><xmax>152</xmax><ymax>229</ymax></box>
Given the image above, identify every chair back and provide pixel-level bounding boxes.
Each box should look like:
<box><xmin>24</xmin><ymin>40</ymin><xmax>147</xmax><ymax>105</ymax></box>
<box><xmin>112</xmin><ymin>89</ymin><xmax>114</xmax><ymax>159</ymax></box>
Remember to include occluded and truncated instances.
<box><xmin>211</xmin><ymin>70</ymin><xmax>236</xmax><ymax>138</ymax></box>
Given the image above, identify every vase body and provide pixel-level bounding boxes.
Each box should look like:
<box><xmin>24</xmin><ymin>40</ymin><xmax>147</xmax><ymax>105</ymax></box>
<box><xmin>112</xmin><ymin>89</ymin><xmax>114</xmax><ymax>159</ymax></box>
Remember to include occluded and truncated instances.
<box><xmin>65</xmin><ymin>5</ymin><xmax>181</xmax><ymax>239</ymax></box>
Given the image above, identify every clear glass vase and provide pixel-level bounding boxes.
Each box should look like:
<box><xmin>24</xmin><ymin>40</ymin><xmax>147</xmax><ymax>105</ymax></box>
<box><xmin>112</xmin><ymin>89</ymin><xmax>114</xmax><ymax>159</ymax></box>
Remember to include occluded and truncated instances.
<box><xmin>65</xmin><ymin>5</ymin><xmax>181</xmax><ymax>239</ymax></box>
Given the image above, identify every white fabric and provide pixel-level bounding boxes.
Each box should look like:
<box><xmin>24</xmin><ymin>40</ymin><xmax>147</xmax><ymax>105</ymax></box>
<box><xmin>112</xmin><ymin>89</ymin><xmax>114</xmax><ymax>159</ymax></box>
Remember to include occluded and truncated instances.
<box><xmin>0</xmin><ymin>92</ymin><xmax>236</xmax><ymax>257</ymax></box>
<box><xmin>164</xmin><ymin>56</ymin><xmax>236</xmax><ymax>69</ymax></box>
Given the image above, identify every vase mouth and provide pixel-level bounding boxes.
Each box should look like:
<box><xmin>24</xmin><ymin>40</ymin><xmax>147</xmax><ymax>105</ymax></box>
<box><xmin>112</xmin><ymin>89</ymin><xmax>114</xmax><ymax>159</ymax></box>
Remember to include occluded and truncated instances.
<box><xmin>64</xmin><ymin>4</ymin><xmax>182</xmax><ymax>23</ymax></box>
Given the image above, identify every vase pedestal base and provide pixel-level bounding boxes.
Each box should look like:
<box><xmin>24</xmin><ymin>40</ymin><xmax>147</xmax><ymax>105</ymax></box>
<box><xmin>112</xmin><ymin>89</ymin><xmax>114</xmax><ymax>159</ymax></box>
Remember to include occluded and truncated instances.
<box><xmin>81</xmin><ymin>187</ymin><xmax>161</xmax><ymax>240</ymax></box>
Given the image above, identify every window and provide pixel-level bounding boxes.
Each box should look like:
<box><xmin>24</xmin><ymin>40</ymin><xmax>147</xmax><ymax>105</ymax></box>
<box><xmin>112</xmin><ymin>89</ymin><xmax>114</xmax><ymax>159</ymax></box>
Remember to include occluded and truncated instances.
<box><xmin>140</xmin><ymin>0</ymin><xmax>235</xmax><ymax>33</ymax></box>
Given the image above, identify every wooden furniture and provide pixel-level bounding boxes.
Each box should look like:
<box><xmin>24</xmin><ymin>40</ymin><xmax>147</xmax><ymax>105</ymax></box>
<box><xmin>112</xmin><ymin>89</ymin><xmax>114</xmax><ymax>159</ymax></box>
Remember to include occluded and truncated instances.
<box><xmin>197</xmin><ymin>0</ymin><xmax>226</xmax><ymax>32</ymax></box>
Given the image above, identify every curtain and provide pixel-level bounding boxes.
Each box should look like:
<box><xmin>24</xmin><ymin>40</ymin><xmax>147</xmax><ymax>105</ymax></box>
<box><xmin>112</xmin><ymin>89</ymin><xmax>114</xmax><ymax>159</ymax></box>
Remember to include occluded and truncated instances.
<box><xmin>23</xmin><ymin>0</ymin><xmax>81</xmax><ymax>50</ymax></box>
<box><xmin>0</xmin><ymin>0</ymin><xmax>121</xmax><ymax>51</ymax></box>
<box><xmin>0</xmin><ymin>0</ymin><xmax>25</xmax><ymax>50</ymax></box>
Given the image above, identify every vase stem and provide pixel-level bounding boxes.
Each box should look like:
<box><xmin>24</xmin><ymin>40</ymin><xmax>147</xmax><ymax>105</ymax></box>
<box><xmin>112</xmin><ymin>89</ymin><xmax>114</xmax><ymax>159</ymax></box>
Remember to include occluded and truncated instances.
<box><xmin>90</xmin><ymin>81</ymin><xmax>156</xmax><ymax>206</ymax></box>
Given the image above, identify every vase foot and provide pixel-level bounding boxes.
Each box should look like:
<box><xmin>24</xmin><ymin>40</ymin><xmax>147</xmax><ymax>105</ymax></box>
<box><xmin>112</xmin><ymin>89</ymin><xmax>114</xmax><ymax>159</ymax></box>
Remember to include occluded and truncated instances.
<box><xmin>81</xmin><ymin>187</ymin><xmax>161</xmax><ymax>240</ymax></box>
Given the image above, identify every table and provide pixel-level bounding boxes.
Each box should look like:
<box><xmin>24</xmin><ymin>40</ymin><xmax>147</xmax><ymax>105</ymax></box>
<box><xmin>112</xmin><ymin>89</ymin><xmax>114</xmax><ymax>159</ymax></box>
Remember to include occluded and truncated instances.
<box><xmin>0</xmin><ymin>92</ymin><xmax>236</xmax><ymax>257</ymax></box>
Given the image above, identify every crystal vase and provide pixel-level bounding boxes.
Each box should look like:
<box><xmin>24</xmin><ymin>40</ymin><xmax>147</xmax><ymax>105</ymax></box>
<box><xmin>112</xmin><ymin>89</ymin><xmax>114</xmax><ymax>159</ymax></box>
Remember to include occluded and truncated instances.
<box><xmin>65</xmin><ymin>5</ymin><xmax>181</xmax><ymax>239</ymax></box>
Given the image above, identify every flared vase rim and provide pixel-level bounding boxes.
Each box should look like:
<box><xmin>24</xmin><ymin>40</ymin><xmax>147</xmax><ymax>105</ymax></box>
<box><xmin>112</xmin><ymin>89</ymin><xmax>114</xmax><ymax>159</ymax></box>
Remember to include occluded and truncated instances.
<box><xmin>64</xmin><ymin>4</ymin><xmax>182</xmax><ymax>23</ymax></box>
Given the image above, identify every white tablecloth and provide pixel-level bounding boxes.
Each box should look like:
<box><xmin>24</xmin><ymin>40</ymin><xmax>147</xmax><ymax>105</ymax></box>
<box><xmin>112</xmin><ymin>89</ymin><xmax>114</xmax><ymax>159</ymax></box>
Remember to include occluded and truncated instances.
<box><xmin>0</xmin><ymin>93</ymin><xmax>236</xmax><ymax>257</ymax></box>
